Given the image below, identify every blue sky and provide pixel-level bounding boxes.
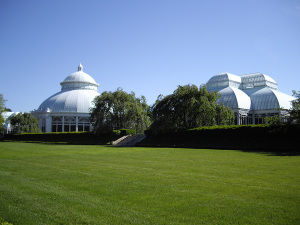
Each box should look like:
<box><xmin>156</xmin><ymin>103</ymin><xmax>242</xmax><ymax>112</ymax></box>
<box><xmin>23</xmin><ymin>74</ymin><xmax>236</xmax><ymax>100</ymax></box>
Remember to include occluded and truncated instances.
<box><xmin>1</xmin><ymin>0</ymin><xmax>299</xmax><ymax>112</ymax></box>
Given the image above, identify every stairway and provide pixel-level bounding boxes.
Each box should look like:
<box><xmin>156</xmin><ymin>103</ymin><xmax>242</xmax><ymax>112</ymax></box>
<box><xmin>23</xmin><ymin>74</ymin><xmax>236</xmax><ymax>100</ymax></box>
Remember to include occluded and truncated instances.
<box><xmin>111</xmin><ymin>134</ymin><xmax>146</xmax><ymax>147</ymax></box>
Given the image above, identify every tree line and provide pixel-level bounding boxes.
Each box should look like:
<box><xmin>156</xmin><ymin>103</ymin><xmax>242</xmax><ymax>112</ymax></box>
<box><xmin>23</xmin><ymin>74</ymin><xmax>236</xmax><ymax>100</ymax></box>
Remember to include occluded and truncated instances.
<box><xmin>90</xmin><ymin>85</ymin><xmax>235</xmax><ymax>134</ymax></box>
<box><xmin>90</xmin><ymin>86</ymin><xmax>300</xmax><ymax>134</ymax></box>
<box><xmin>90</xmin><ymin>88</ymin><xmax>151</xmax><ymax>134</ymax></box>
<box><xmin>1</xmin><ymin>87</ymin><xmax>300</xmax><ymax>135</ymax></box>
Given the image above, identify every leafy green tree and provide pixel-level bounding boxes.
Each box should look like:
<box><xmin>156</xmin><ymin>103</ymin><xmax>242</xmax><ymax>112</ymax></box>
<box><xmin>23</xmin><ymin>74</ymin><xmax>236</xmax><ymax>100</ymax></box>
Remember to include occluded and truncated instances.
<box><xmin>9</xmin><ymin>112</ymin><xmax>41</xmax><ymax>133</ymax></box>
<box><xmin>90</xmin><ymin>88</ymin><xmax>151</xmax><ymax>134</ymax></box>
<box><xmin>0</xmin><ymin>94</ymin><xmax>6</xmax><ymax>133</ymax></box>
<box><xmin>264</xmin><ymin>115</ymin><xmax>281</xmax><ymax>126</ymax></box>
<box><xmin>150</xmin><ymin>85</ymin><xmax>234</xmax><ymax>131</ymax></box>
<box><xmin>288</xmin><ymin>90</ymin><xmax>300</xmax><ymax>124</ymax></box>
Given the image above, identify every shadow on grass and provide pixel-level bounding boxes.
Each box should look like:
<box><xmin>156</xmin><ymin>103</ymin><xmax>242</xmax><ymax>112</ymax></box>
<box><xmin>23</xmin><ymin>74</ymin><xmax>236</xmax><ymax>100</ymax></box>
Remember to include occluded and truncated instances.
<box><xmin>2</xmin><ymin>139</ymin><xmax>299</xmax><ymax>156</ymax></box>
<box><xmin>236</xmin><ymin>149</ymin><xmax>299</xmax><ymax>156</ymax></box>
<box><xmin>1</xmin><ymin>140</ymin><xmax>111</xmax><ymax>146</ymax></box>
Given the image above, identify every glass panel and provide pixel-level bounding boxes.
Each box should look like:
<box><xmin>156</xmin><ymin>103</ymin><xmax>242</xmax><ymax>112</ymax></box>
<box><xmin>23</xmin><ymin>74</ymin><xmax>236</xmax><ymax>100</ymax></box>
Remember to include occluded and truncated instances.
<box><xmin>64</xmin><ymin>125</ymin><xmax>70</xmax><ymax>132</ymax></box>
<box><xmin>78</xmin><ymin>117</ymin><xmax>90</xmax><ymax>123</ymax></box>
<box><xmin>84</xmin><ymin>125</ymin><xmax>90</xmax><ymax>132</ymax></box>
<box><xmin>52</xmin><ymin>116</ymin><xmax>62</xmax><ymax>122</ymax></box>
<box><xmin>71</xmin><ymin>125</ymin><xmax>76</xmax><ymax>132</ymax></box>
<box><xmin>65</xmin><ymin>116</ymin><xmax>76</xmax><ymax>122</ymax></box>
<box><xmin>78</xmin><ymin>125</ymin><xmax>83</xmax><ymax>131</ymax></box>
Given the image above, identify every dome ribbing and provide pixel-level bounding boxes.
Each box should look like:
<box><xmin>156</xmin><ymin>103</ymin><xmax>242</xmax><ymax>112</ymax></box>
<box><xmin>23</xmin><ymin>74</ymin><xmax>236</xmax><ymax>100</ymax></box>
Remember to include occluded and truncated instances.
<box><xmin>36</xmin><ymin>64</ymin><xmax>100</xmax><ymax>113</ymax></box>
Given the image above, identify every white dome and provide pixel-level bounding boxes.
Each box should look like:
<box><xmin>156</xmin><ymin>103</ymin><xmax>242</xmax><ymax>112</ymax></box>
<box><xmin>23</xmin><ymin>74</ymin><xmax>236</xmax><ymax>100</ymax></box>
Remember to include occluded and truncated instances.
<box><xmin>37</xmin><ymin>64</ymin><xmax>100</xmax><ymax>113</ymax></box>
<box><xmin>38</xmin><ymin>89</ymin><xmax>99</xmax><ymax>113</ymax></box>
<box><xmin>61</xmin><ymin>71</ymin><xmax>99</xmax><ymax>87</ymax></box>
<box><xmin>218</xmin><ymin>87</ymin><xmax>251</xmax><ymax>109</ymax></box>
<box><xmin>249</xmin><ymin>87</ymin><xmax>295</xmax><ymax>110</ymax></box>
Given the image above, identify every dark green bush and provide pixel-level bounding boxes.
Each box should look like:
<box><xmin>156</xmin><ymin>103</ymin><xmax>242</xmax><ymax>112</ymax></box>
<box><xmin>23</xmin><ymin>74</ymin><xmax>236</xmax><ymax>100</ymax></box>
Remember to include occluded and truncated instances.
<box><xmin>0</xmin><ymin>217</ymin><xmax>13</xmax><ymax>225</ymax></box>
<box><xmin>1</xmin><ymin>131</ymin><xmax>123</xmax><ymax>145</ymax></box>
<box><xmin>119</xmin><ymin>129</ymin><xmax>136</xmax><ymax>136</ymax></box>
<box><xmin>139</xmin><ymin>124</ymin><xmax>299</xmax><ymax>152</ymax></box>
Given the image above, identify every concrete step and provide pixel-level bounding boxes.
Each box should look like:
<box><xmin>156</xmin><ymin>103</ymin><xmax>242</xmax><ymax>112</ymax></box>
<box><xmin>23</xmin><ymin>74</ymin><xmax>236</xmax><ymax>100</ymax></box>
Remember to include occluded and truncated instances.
<box><xmin>112</xmin><ymin>134</ymin><xmax>146</xmax><ymax>147</ymax></box>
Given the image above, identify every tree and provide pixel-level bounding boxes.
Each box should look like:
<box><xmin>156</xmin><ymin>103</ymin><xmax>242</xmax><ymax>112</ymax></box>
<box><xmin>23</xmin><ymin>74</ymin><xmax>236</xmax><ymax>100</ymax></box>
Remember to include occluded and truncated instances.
<box><xmin>0</xmin><ymin>94</ymin><xmax>6</xmax><ymax>133</ymax></box>
<box><xmin>264</xmin><ymin>115</ymin><xmax>281</xmax><ymax>126</ymax></box>
<box><xmin>9</xmin><ymin>112</ymin><xmax>41</xmax><ymax>133</ymax></box>
<box><xmin>90</xmin><ymin>88</ymin><xmax>151</xmax><ymax>134</ymax></box>
<box><xmin>150</xmin><ymin>84</ymin><xmax>234</xmax><ymax>131</ymax></box>
<box><xmin>288</xmin><ymin>90</ymin><xmax>300</xmax><ymax>124</ymax></box>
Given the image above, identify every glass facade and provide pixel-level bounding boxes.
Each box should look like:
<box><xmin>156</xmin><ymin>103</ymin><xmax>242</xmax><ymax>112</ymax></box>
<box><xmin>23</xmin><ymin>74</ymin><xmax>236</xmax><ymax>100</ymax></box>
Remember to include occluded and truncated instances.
<box><xmin>51</xmin><ymin>116</ymin><xmax>91</xmax><ymax>132</ymax></box>
<box><xmin>206</xmin><ymin>72</ymin><xmax>295</xmax><ymax>125</ymax></box>
<box><xmin>33</xmin><ymin>64</ymin><xmax>99</xmax><ymax>133</ymax></box>
<box><xmin>78</xmin><ymin>116</ymin><xmax>91</xmax><ymax>132</ymax></box>
<box><xmin>52</xmin><ymin>116</ymin><xmax>63</xmax><ymax>132</ymax></box>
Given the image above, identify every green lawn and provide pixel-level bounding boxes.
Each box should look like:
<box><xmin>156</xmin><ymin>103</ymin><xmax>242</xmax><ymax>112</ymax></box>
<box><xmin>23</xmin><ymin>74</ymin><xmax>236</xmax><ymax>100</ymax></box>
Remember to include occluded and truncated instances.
<box><xmin>0</xmin><ymin>142</ymin><xmax>299</xmax><ymax>224</ymax></box>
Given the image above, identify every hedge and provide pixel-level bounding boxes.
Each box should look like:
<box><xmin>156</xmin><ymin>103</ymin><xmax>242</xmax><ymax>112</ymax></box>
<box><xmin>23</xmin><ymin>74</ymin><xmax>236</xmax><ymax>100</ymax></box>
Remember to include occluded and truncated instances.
<box><xmin>138</xmin><ymin>124</ymin><xmax>299</xmax><ymax>153</ymax></box>
<box><xmin>1</xmin><ymin>131</ymin><xmax>123</xmax><ymax>145</ymax></box>
<box><xmin>118</xmin><ymin>129</ymin><xmax>136</xmax><ymax>136</ymax></box>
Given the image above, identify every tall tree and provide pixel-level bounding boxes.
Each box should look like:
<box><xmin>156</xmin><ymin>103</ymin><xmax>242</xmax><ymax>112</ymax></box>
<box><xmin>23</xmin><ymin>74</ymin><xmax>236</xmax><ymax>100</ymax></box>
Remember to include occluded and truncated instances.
<box><xmin>150</xmin><ymin>85</ymin><xmax>234</xmax><ymax>131</ymax></box>
<box><xmin>9</xmin><ymin>112</ymin><xmax>41</xmax><ymax>133</ymax></box>
<box><xmin>90</xmin><ymin>88</ymin><xmax>151</xmax><ymax>134</ymax></box>
<box><xmin>288</xmin><ymin>90</ymin><xmax>300</xmax><ymax>124</ymax></box>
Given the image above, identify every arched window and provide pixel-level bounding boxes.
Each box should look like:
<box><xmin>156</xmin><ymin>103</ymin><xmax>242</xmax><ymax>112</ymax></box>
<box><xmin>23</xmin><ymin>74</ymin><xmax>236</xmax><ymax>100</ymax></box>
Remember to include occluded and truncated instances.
<box><xmin>52</xmin><ymin>116</ymin><xmax>62</xmax><ymax>132</ymax></box>
<box><xmin>64</xmin><ymin>116</ymin><xmax>76</xmax><ymax>132</ymax></box>
<box><xmin>78</xmin><ymin>117</ymin><xmax>90</xmax><ymax>132</ymax></box>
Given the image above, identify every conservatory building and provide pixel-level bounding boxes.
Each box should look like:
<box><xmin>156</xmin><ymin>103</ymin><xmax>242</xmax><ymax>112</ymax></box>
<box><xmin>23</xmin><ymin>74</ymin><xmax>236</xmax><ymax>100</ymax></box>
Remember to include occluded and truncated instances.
<box><xmin>33</xmin><ymin>64</ymin><xmax>100</xmax><ymax>132</ymax></box>
<box><xmin>206</xmin><ymin>72</ymin><xmax>295</xmax><ymax>125</ymax></box>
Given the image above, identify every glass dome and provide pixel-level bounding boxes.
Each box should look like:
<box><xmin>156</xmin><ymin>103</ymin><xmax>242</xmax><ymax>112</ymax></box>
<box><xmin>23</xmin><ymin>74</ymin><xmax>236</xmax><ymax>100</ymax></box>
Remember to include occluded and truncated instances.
<box><xmin>249</xmin><ymin>87</ymin><xmax>294</xmax><ymax>110</ymax></box>
<box><xmin>36</xmin><ymin>64</ymin><xmax>100</xmax><ymax>113</ymax></box>
<box><xmin>38</xmin><ymin>89</ymin><xmax>99</xmax><ymax>113</ymax></box>
<box><xmin>218</xmin><ymin>87</ymin><xmax>251</xmax><ymax>109</ymax></box>
<box><xmin>206</xmin><ymin>72</ymin><xmax>241</xmax><ymax>92</ymax></box>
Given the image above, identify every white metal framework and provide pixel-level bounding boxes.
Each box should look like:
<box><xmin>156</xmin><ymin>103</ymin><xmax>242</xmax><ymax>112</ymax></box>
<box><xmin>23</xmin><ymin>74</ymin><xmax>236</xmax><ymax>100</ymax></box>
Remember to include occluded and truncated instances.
<box><xmin>206</xmin><ymin>72</ymin><xmax>295</xmax><ymax>125</ymax></box>
<box><xmin>33</xmin><ymin>64</ymin><xmax>100</xmax><ymax>132</ymax></box>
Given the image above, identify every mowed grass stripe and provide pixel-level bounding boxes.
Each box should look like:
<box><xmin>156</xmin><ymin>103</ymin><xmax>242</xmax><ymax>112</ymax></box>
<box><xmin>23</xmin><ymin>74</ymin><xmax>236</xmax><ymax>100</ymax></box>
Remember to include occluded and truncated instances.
<box><xmin>0</xmin><ymin>142</ymin><xmax>299</xmax><ymax>224</ymax></box>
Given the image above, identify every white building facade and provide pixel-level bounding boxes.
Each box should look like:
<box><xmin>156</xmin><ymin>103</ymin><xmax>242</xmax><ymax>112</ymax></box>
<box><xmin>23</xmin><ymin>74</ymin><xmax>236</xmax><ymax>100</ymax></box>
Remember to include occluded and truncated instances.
<box><xmin>33</xmin><ymin>64</ymin><xmax>100</xmax><ymax>132</ymax></box>
<box><xmin>1</xmin><ymin>112</ymin><xmax>20</xmax><ymax>134</ymax></box>
<box><xmin>206</xmin><ymin>72</ymin><xmax>295</xmax><ymax>125</ymax></box>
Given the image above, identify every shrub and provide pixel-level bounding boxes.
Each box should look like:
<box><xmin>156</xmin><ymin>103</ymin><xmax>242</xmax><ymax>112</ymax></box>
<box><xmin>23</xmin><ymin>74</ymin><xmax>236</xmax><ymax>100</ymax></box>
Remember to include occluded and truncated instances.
<box><xmin>1</xmin><ymin>131</ymin><xmax>123</xmax><ymax>145</ymax></box>
<box><xmin>0</xmin><ymin>217</ymin><xmax>13</xmax><ymax>225</ymax></box>
<box><xmin>119</xmin><ymin>129</ymin><xmax>136</xmax><ymax>136</ymax></box>
<box><xmin>139</xmin><ymin>124</ymin><xmax>299</xmax><ymax>152</ymax></box>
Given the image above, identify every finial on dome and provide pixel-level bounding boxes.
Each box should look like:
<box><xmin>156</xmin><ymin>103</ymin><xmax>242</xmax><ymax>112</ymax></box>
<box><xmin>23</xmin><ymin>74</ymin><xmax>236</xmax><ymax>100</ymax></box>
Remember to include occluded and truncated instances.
<box><xmin>78</xmin><ymin>63</ymin><xmax>83</xmax><ymax>71</ymax></box>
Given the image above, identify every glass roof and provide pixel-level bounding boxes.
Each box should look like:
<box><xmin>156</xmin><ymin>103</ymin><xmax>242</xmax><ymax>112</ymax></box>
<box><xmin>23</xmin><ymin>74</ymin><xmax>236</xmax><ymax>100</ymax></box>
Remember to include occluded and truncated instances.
<box><xmin>249</xmin><ymin>87</ymin><xmax>294</xmax><ymax>110</ymax></box>
<box><xmin>241</xmin><ymin>73</ymin><xmax>277</xmax><ymax>84</ymax></box>
<box><xmin>35</xmin><ymin>64</ymin><xmax>100</xmax><ymax>114</ymax></box>
<box><xmin>206</xmin><ymin>72</ymin><xmax>241</xmax><ymax>92</ymax></box>
<box><xmin>240</xmin><ymin>73</ymin><xmax>277</xmax><ymax>90</ymax></box>
<box><xmin>218</xmin><ymin>87</ymin><xmax>251</xmax><ymax>109</ymax></box>
<box><xmin>38</xmin><ymin>89</ymin><xmax>100</xmax><ymax>113</ymax></box>
<box><xmin>207</xmin><ymin>72</ymin><xmax>278</xmax><ymax>92</ymax></box>
<box><xmin>207</xmin><ymin>72</ymin><xmax>294</xmax><ymax>112</ymax></box>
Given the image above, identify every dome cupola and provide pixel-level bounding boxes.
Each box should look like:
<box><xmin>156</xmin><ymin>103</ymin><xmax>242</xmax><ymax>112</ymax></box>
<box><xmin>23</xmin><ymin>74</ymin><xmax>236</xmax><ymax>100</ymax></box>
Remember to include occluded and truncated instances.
<box><xmin>33</xmin><ymin>64</ymin><xmax>100</xmax><ymax>133</ymax></box>
<box><xmin>60</xmin><ymin>63</ymin><xmax>99</xmax><ymax>91</ymax></box>
<box><xmin>36</xmin><ymin>64</ymin><xmax>100</xmax><ymax>113</ymax></box>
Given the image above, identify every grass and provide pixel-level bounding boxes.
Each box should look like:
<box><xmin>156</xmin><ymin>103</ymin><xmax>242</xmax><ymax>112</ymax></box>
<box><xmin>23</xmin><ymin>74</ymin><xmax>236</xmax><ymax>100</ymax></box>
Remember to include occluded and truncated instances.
<box><xmin>0</xmin><ymin>142</ymin><xmax>299</xmax><ymax>224</ymax></box>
